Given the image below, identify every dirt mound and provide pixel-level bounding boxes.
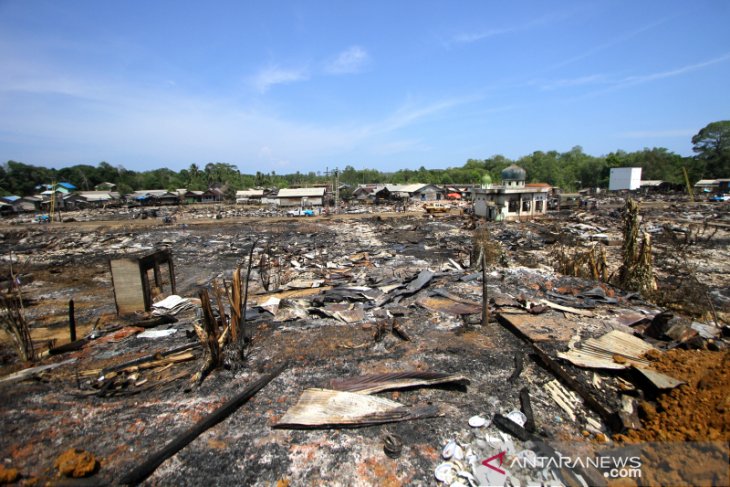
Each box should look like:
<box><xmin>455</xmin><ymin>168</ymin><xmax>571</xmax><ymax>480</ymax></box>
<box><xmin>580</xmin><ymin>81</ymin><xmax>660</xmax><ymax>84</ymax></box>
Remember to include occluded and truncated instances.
<box><xmin>618</xmin><ymin>349</ymin><xmax>730</xmax><ymax>443</ymax></box>
<box><xmin>614</xmin><ymin>349</ymin><xmax>730</xmax><ymax>486</ymax></box>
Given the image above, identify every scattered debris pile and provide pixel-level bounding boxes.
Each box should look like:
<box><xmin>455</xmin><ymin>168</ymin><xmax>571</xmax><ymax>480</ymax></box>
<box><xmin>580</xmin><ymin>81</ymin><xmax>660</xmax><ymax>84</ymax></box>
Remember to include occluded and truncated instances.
<box><xmin>0</xmin><ymin>201</ymin><xmax>728</xmax><ymax>485</ymax></box>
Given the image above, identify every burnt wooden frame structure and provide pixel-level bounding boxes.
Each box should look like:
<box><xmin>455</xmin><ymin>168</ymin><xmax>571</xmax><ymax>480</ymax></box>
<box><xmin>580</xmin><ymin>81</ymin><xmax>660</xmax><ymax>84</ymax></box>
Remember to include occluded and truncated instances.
<box><xmin>110</xmin><ymin>249</ymin><xmax>176</xmax><ymax>315</ymax></box>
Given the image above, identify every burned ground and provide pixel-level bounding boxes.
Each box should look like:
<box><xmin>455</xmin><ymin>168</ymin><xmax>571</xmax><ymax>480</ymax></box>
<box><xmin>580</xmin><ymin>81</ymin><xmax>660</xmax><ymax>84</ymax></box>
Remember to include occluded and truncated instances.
<box><xmin>0</xmin><ymin>201</ymin><xmax>729</xmax><ymax>486</ymax></box>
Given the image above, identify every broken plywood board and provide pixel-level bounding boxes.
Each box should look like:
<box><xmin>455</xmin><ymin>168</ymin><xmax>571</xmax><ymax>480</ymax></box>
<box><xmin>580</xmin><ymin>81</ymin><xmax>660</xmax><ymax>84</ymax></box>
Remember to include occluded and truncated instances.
<box><xmin>330</xmin><ymin>371</ymin><xmax>469</xmax><ymax>394</ymax></box>
<box><xmin>274</xmin><ymin>388</ymin><xmax>441</xmax><ymax>429</ymax></box>
<box><xmin>498</xmin><ymin>312</ymin><xmax>576</xmax><ymax>343</ymax></box>
<box><xmin>557</xmin><ymin>329</ymin><xmax>655</xmax><ymax>369</ymax></box>
<box><xmin>110</xmin><ymin>258</ymin><xmax>147</xmax><ymax>314</ymax></box>
<box><xmin>417</xmin><ymin>296</ymin><xmax>481</xmax><ymax>315</ymax></box>
<box><xmin>252</xmin><ymin>286</ymin><xmax>333</xmax><ymax>304</ymax></box>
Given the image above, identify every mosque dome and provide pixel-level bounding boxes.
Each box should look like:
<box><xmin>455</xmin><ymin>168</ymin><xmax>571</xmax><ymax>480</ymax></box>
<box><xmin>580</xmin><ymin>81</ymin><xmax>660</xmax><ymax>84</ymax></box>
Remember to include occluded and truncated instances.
<box><xmin>501</xmin><ymin>164</ymin><xmax>526</xmax><ymax>181</ymax></box>
<box><xmin>481</xmin><ymin>173</ymin><xmax>493</xmax><ymax>186</ymax></box>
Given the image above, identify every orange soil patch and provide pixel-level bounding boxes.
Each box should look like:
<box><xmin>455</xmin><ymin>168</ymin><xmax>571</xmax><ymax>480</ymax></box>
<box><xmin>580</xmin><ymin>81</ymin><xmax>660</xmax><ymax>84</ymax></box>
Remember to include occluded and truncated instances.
<box><xmin>53</xmin><ymin>448</ymin><xmax>99</xmax><ymax>478</ymax></box>
<box><xmin>617</xmin><ymin>349</ymin><xmax>730</xmax><ymax>443</ymax></box>
<box><xmin>614</xmin><ymin>349</ymin><xmax>730</xmax><ymax>486</ymax></box>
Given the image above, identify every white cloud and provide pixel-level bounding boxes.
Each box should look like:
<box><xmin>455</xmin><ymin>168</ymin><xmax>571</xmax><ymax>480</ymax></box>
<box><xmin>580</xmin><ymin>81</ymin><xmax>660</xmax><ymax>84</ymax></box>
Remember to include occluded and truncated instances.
<box><xmin>536</xmin><ymin>52</ymin><xmax>730</xmax><ymax>100</ymax></box>
<box><xmin>619</xmin><ymin>53</ymin><xmax>730</xmax><ymax>86</ymax></box>
<box><xmin>0</xmin><ymin>60</ymin><xmax>473</xmax><ymax>171</ymax></box>
<box><xmin>249</xmin><ymin>65</ymin><xmax>309</xmax><ymax>93</ymax></box>
<box><xmin>325</xmin><ymin>46</ymin><xmax>369</xmax><ymax>75</ymax></box>
<box><xmin>538</xmin><ymin>74</ymin><xmax>608</xmax><ymax>91</ymax></box>
<box><xmin>0</xmin><ymin>36</ymin><xmax>476</xmax><ymax>170</ymax></box>
<box><xmin>547</xmin><ymin>17</ymin><xmax>671</xmax><ymax>72</ymax></box>
<box><xmin>452</xmin><ymin>28</ymin><xmax>513</xmax><ymax>44</ymax></box>
<box><xmin>450</xmin><ymin>12</ymin><xmax>568</xmax><ymax>45</ymax></box>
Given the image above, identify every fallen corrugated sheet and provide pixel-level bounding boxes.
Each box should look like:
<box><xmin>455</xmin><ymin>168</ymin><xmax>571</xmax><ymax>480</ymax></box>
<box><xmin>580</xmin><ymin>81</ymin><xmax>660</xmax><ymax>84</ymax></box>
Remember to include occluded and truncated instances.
<box><xmin>633</xmin><ymin>366</ymin><xmax>684</xmax><ymax>390</ymax></box>
<box><xmin>319</xmin><ymin>303</ymin><xmax>365</xmax><ymax>323</ymax></box>
<box><xmin>274</xmin><ymin>388</ymin><xmax>441</xmax><ymax>429</ymax></box>
<box><xmin>329</xmin><ymin>371</ymin><xmax>470</xmax><ymax>394</ymax></box>
<box><xmin>376</xmin><ymin>269</ymin><xmax>434</xmax><ymax>306</ymax></box>
<box><xmin>498</xmin><ymin>312</ymin><xmax>576</xmax><ymax>343</ymax></box>
<box><xmin>557</xmin><ymin>329</ymin><xmax>655</xmax><ymax>369</ymax></box>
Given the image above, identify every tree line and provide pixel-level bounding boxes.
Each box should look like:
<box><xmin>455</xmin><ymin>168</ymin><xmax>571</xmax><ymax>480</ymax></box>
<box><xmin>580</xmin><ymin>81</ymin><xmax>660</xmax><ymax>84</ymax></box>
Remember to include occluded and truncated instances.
<box><xmin>2</xmin><ymin>121</ymin><xmax>727</xmax><ymax>197</ymax></box>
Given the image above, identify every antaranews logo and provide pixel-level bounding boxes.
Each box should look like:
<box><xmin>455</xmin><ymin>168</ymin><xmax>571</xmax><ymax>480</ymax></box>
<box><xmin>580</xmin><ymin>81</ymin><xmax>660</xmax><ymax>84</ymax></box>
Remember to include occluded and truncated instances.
<box><xmin>509</xmin><ymin>451</ymin><xmax>642</xmax><ymax>479</ymax></box>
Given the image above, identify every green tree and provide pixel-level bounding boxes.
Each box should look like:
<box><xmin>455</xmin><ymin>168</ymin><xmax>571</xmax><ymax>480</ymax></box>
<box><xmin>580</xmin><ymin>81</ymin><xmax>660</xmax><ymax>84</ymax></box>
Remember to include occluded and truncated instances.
<box><xmin>692</xmin><ymin>121</ymin><xmax>730</xmax><ymax>178</ymax></box>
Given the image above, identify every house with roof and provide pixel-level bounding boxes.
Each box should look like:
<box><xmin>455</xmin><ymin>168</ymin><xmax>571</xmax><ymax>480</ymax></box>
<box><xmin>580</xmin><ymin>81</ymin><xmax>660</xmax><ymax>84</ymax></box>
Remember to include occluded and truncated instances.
<box><xmin>694</xmin><ymin>179</ymin><xmax>719</xmax><ymax>193</ymax></box>
<box><xmin>473</xmin><ymin>165</ymin><xmax>550</xmax><ymax>221</ymax></box>
<box><xmin>0</xmin><ymin>201</ymin><xmax>13</xmax><ymax>215</ymax></box>
<box><xmin>128</xmin><ymin>190</ymin><xmax>180</xmax><ymax>206</ymax></box>
<box><xmin>180</xmin><ymin>190</ymin><xmax>204</xmax><ymax>204</ymax></box>
<box><xmin>66</xmin><ymin>191</ymin><xmax>122</xmax><ymax>208</ymax></box>
<box><xmin>201</xmin><ymin>188</ymin><xmax>225</xmax><ymax>203</ymax></box>
<box><xmin>39</xmin><ymin>190</ymin><xmax>70</xmax><ymax>210</ymax></box>
<box><xmin>236</xmin><ymin>189</ymin><xmax>265</xmax><ymax>204</ymax></box>
<box><xmin>37</xmin><ymin>182</ymin><xmax>77</xmax><ymax>194</ymax></box>
<box><xmin>271</xmin><ymin>187</ymin><xmax>327</xmax><ymax>207</ymax></box>
<box><xmin>374</xmin><ymin>183</ymin><xmax>445</xmax><ymax>202</ymax></box>
<box><xmin>352</xmin><ymin>185</ymin><xmax>379</xmax><ymax>203</ymax></box>
<box><xmin>0</xmin><ymin>196</ymin><xmax>21</xmax><ymax>205</ymax></box>
<box><xmin>12</xmin><ymin>196</ymin><xmax>42</xmax><ymax>212</ymax></box>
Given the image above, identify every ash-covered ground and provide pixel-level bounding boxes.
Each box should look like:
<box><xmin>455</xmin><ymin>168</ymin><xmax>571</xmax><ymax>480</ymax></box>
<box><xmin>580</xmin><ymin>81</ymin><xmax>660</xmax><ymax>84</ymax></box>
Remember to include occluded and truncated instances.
<box><xmin>1</xmin><ymin>202</ymin><xmax>728</xmax><ymax>486</ymax></box>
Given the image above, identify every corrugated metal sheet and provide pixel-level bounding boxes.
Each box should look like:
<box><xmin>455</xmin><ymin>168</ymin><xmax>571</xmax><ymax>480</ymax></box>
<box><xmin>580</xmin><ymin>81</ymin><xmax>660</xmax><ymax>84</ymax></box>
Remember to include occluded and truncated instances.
<box><xmin>557</xmin><ymin>330</ymin><xmax>655</xmax><ymax>369</ymax></box>
<box><xmin>277</xmin><ymin>188</ymin><xmax>326</xmax><ymax>198</ymax></box>
<box><xmin>384</xmin><ymin>184</ymin><xmax>427</xmax><ymax>194</ymax></box>
<box><xmin>236</xmin><ymin>190</ymin><xmax>265</xmax><ymax>197</ymax></box>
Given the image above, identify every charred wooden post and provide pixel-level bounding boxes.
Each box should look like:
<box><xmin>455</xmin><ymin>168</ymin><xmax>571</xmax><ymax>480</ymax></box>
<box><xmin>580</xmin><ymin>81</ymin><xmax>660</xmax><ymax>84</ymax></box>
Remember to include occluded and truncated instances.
<box><xmin>239</xmin><ymin>239</ymin><xmax>259</xmax><ymax>354</ymax></box>
<box><xmin>481</xmin><ymin>251</ymin><xmax>489</xmax><ymax>326</ymax></box>
<box><xmin>68</xmin><ymin>299</ymin><xmax>76</xmax><ymax>342</ymax></box>
<box><xmin>472</xmin><ymin>225</ymin><xmax>501</xmax><ymax>326</ymax></box>
<box><xmin>519</xmin><ymin>387</ymin><xmax>536</xmax><ymax>433</ymax></box>
<box><xmin>508</xmin><ymin>352</ymin><xmax>524</xmax><ymax>383</ymax></box>
<box><xmin>191</xmin><ymin>289</ymin><xmax>222</xmax><ymax>385</ymax></box>
<box><xmin>228</xmin><ymin>267</ymin><xmax>242</xmax><ymax>343</ymax></box>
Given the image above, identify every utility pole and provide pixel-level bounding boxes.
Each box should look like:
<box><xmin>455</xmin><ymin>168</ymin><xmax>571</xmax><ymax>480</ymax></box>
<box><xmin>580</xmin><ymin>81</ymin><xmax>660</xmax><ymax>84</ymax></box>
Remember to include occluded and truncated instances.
<box><xmin>49</xmin><ymin>180</ymin><xmax>56</xmax><ymax>223</ymax></box>
<box><xmin>682</xmin><ymin>167</ymin><xmax>695</xmax><ymax>202</ymax></box>
<box><xmin>334</xmin><ymin>168</ymin><xmax>340</xmax><ymax>214</ymax></box>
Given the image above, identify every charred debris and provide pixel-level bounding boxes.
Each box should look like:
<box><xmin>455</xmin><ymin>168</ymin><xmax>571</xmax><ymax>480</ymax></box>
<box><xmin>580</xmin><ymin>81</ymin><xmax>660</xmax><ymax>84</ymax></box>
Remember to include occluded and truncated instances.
<box><xmin>0</xmin><ymin>198</ymin><xmax>729</xmax><ymax>486</ymax></box>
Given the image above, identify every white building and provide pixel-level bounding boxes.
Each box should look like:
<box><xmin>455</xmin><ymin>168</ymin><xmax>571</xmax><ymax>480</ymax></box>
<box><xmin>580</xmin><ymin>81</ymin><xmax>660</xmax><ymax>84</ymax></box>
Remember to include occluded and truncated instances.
<box><xmin>609</xmin><ymin>167</ymin><xmax>642</xmax><ymax>191</ymax></box>
<box><xmin>272</xmin><ymin>187</ymin><xmax>326</xmax><ymax>207</ymax></box>
<box><xmin>473</xmin><ymin>165</ymin><xmax>550</xmax><ymax>221</ymax></box>
<box><xmin>236</xmin><ymin>189</ymin><xmax>265</xmax><ymax>204</ymax></box>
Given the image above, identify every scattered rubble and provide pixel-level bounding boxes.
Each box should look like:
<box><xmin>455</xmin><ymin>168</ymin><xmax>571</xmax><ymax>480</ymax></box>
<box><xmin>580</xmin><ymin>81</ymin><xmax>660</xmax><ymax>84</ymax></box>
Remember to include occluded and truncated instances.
<box><xmin>0</xmin><ymin>197</ymin><xmax>728</xmax><ymax>485</ymax></box>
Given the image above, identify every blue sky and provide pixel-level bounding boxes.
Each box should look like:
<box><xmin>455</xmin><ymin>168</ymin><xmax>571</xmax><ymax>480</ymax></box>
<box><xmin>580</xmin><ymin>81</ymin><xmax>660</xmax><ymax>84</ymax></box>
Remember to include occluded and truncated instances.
<box><xmin>1</xmin><ymin>0</ymin><xmax>729</xmax><ymax>173</ymax></box>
